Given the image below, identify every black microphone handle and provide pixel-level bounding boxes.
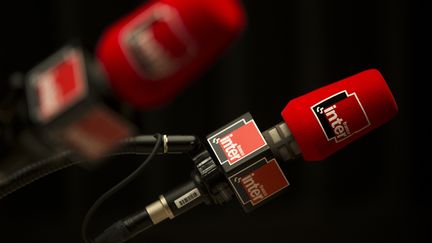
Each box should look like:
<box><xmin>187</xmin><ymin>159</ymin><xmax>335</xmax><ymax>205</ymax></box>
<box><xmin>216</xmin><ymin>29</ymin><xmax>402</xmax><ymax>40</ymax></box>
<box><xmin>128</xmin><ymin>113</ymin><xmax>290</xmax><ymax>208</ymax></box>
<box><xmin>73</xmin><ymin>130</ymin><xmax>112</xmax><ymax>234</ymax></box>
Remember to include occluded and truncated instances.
<box><xmin>94</xmin><ymin>180</ymin><xmax>205</xmax><ymax>243</ymax></box>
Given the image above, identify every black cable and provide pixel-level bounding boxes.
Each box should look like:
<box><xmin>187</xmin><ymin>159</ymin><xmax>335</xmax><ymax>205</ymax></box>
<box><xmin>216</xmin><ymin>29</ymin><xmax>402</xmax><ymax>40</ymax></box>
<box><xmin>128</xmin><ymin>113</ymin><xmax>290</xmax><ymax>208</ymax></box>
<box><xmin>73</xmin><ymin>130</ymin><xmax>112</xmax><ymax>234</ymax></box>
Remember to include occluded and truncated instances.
<box><xmin>1</xmin><ymin>134</ymin><xmax>198</xmax><ymax>200</ymax></box>
<box><xmin>81</xmin><ymin>133</ymin><xmax>163</xmax><ymax>243</ymax></box>
<box><xmin>0</xmin><ymin>150</ymin><xmax>164</xmax><ymax>200</ymax></box>
<box><xmin>0</xmin><ymin>151</ymin><xmax>74</xmax><ymax>199</ymax></box>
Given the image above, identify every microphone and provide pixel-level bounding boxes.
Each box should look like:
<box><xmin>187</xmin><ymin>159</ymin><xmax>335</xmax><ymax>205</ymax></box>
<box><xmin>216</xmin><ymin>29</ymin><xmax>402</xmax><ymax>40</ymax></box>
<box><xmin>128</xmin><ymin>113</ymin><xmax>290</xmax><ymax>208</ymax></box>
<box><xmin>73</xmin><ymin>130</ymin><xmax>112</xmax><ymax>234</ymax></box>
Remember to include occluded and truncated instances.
<box><xmin>4</xmin><ymin>0</ymin><xmax>246</xmax><ymax>160</ymax></box>
<box><xmin>280</xmin><ymin>69</ymin><xmax>398</xmax><ymax>161</ymax></box>
<box><xmin>205</xmin><ymin>68</ymin><xmax>398</xmax><ymax>211</ymax></box>
<box><xmin>92</xmin><ymin>69</ymin><xmax>398</xmax><ymax>243</ymax></box>
<box><xmin>96</xmin><ymin>0</ymin><xmax>246</xmax><ymax>108</ymax></box>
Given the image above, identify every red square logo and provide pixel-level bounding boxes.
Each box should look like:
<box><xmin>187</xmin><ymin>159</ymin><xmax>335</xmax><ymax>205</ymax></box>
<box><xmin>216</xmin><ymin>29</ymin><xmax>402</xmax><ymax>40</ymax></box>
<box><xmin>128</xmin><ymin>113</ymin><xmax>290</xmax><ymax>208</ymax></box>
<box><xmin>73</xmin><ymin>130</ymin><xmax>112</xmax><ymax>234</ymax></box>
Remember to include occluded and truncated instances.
<box><xmin>32</xmin><ymin>49</ymin><xmax>87</xmax><ymax>122</ymax></box>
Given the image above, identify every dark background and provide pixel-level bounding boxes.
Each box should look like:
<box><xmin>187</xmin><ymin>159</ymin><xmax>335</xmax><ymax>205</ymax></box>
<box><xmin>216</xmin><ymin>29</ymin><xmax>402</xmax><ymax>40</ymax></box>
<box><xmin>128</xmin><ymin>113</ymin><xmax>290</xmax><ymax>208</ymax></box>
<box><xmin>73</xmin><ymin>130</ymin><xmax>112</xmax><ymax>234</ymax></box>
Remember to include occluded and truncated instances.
<box><xmin>0</xmin><ymin>0</ymin><xmax>428</xmax><ymax>242</ymax></box>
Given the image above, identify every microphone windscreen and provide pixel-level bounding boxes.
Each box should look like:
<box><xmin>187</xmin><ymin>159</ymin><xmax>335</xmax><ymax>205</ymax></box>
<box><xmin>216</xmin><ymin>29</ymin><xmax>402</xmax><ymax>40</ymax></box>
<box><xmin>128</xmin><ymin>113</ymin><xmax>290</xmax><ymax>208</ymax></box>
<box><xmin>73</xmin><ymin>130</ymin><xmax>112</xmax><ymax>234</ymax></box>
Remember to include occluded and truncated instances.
<box><xmin>281</xmin><ymin>69</ymin><xmax>398</xmax><ymax>161</ymax></box>
<box><xmin>96</xmin><ymin>0</ymin><xmax>246</xmax><ymax>108</ymax></box>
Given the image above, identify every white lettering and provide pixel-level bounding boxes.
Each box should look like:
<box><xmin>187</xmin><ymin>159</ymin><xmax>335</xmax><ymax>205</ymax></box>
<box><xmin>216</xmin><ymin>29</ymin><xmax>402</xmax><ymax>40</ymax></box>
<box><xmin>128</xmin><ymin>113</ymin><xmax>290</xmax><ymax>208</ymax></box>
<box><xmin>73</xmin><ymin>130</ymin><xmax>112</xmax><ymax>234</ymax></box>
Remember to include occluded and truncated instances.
<box><xmin>220</xmin><ymin>134</ymin><xmax>242</xmax><ymax>162</ymax></box>
<box><xmin>241</xmin><ymin>173</ymin><xmax>266</xmax><ymax>202</ymax></box>
<box><xmin>324</xmin><ymin>105</ymin><xmax>350</xmax><ymax>139</ymax></box>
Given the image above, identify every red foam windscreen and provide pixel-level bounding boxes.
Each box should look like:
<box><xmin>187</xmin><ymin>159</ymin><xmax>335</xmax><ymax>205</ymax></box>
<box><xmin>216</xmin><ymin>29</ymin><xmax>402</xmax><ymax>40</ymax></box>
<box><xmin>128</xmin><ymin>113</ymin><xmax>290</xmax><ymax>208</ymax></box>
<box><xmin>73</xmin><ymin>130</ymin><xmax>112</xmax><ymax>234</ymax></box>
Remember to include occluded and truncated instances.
<box><xmin>96</xmin><ymin>0</ymin><xmax>246</xmax><ymax>108</ymax></box>
<box><xmin>281</xmin><ymin>69</ymin><xmax>398</xmax><ymax>161</ymax></box>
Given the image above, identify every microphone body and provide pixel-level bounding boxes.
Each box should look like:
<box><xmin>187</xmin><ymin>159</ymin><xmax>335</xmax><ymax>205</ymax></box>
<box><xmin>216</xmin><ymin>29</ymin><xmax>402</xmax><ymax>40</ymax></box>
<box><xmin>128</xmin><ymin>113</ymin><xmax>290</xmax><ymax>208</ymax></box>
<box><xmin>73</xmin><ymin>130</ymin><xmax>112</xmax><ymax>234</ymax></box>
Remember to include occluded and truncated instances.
<box><xmin>92</xmin><ymin>69</ymin><xmax>398</xmax><ymax>242</ymax></box>
<box><xmin>205</xmin><ymin>69</ymin><xmax>398</xmax><ymax>211</ymax></box>
<box><xmin>2</xmin><ymin>0</ymin><xmax>246</xmax><ymax>161</ymax></box>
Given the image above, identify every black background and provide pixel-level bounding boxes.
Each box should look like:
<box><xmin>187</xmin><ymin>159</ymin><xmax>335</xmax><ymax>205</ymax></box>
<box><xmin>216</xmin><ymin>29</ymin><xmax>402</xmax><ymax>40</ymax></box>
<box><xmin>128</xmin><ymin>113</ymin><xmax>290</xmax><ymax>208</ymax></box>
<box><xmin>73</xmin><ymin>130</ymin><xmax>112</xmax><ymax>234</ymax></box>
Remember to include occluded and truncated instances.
<box><xmin>0</xmin><ymin>0</ymin><xmax>428</xmax><ymax>242</ymax></box>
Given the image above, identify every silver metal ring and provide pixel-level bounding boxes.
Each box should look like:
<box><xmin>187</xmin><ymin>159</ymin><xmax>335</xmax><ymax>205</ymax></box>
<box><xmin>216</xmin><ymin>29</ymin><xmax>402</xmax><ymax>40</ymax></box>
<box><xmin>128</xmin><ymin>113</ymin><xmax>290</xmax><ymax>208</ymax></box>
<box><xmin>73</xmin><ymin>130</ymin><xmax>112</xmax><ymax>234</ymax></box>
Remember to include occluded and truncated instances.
<box><xmin>163</xmin><ymin>135</ymin><xmax>168</xmax><ymax>154</ymax></box>
<box><xmin>159</xmin><ymin>195</ymin><xmax>174</xmax><ymax>219</ymax></box>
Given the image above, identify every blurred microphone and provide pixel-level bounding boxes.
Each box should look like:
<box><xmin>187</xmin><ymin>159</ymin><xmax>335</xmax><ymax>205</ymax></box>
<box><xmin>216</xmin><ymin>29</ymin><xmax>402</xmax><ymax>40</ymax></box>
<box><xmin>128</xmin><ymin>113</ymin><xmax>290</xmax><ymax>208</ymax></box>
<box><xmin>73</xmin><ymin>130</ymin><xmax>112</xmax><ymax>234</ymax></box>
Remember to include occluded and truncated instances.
<box><xmin>96</xmin><ymin>0</ymin><xmax>246</xmax><ymax>108</ymax></box>
<box><xmin>93</xmin><ymin>69</ymin><xmax>398</xmax><ymax>242</ymax></box>
<box><xmin>7</xmin><ymin>0</ymin><xmax>246</xmax><ymax>160</ymax></box>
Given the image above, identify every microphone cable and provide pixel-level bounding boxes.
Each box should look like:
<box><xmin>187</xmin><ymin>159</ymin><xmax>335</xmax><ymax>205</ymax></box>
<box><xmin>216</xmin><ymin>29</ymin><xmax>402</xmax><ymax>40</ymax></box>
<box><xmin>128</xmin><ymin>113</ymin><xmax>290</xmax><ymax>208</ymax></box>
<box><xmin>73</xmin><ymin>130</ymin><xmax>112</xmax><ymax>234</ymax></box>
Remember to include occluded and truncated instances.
<box><xmin>0</xmin><ymin>150</ymin><xmax>74</xmax><ymax>199</ymax></box>
<box><xmin>1</xmin><ymin>134</ymin><xmax>198</xmax><ymax>200</ymax></box>
<box><xmin>82</xmin><ymin>133</ymin><xmax>162</xmax><ymax>243</ymax></box>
